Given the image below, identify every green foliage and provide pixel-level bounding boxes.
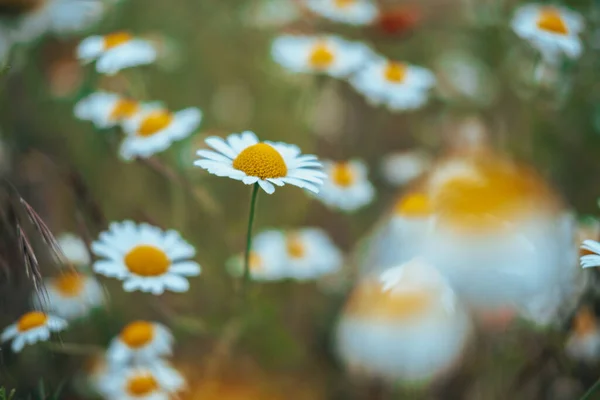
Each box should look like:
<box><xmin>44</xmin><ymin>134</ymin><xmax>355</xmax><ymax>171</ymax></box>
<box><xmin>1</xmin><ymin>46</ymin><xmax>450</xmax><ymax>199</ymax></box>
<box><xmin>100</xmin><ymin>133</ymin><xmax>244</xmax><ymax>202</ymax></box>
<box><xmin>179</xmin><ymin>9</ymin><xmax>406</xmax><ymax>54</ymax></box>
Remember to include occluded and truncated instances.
<box><xmin>0</xmin><ymin>388</ymin><xmax>16</xmax><ymax>400</ymax></box>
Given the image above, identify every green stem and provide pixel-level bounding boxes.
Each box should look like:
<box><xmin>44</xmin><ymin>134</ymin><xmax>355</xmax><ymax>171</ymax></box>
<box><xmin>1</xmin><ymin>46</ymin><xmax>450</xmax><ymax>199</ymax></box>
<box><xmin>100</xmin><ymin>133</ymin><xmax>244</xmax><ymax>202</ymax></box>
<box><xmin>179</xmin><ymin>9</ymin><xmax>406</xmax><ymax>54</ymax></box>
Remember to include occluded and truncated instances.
<box><xmin>242</xmin><ymin>183</ymin><xmax>260</xmax><ymax>294</ymax></box>
<box><xmin>580</xmin><ymin>377</ymin><xmax>600</xmax><ymax>400</ymax></box>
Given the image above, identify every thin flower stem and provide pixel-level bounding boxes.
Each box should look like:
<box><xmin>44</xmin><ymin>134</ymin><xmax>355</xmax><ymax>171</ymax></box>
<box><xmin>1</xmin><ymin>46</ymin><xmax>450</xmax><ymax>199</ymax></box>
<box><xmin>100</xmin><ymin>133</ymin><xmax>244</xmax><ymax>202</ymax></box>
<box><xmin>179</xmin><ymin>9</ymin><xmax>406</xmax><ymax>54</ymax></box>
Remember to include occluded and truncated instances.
<box><xmin>242</xmin><ymin>183</ymin><xmax>260</xmax><ymax>295</ymax></box>
<box><xmin>580</xmin><ymin>377</ymin><xmax>600</xmax><ymax>400</ymax></box>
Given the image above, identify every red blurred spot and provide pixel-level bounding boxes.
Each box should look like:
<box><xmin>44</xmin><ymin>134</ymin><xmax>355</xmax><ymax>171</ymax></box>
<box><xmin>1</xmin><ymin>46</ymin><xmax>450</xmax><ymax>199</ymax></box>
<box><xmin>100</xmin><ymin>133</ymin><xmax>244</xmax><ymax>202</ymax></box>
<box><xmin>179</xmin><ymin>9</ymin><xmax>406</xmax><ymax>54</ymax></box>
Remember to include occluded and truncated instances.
<box><xmin>377</xmin><ymin>5</ymin><xmax>421</xmax><ymax>36</ymax></box>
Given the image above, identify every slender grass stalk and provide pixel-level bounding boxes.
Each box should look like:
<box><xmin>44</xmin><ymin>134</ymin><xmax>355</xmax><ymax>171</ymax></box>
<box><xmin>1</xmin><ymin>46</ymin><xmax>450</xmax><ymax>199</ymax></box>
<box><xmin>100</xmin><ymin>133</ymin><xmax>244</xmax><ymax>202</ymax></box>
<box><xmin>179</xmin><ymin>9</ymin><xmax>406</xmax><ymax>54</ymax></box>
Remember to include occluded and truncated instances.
<box><xmin>242</xmin><ymin>183</ymin><xmax>260</xmax><ymax>295</ymax></box>
<box><xmin>580</xmin><ymin>377</ymin><xmax>600</xmax><ymax>400</ymax></box>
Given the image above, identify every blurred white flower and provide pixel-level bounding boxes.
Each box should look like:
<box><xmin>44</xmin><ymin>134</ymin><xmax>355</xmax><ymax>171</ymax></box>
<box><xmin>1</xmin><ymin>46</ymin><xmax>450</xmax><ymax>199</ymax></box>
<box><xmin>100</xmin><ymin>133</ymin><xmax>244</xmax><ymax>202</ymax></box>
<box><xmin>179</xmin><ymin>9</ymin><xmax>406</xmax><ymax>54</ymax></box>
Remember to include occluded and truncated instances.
<box><xmin>92</xmin><ymin>221</ymin><xmax>201</xmax><ymax>295</ymax></box>
<box><xmin>107</xmin><ymin>321</ymin><xmax>173</xmax><ymax>365</ymax></box>
<box><xmin>7</xmin><ymin>0</ymin><xmax>104</xmax><ymax>44</ymax></box>
<box><xmin>227</xmin><ymin>230</ymin><xmax>288</xmax><ymax>281</ymax></box>
<box><xmin>120</xmin><ymin>106</ymin><xmax>202</xmax><ymax>160</ymax></box>
<box><xmin>32</xmin><ymin>272</ymin><xmax>104</xmax><ymax>320</ymax></box>
<box><xmin>77</xmin><ymin>31</ymin><xmax>157</xmax><ymax>75</ymax></box>
<box><xmin>271</xmin><ymin>34</ymin><xmax>372</xmax><ymax>78</ymax></box>
<box><xmin>195</xmin><ymin>131</ymin><xmax>326</xmax><ymax>194</ymax></box>
<box><xmin>1</xmin><ymin>311</ymin><xmax>67</xmax><ymax>352</ymax></box>
<box><xmin>97</xmin><ymin>361</ymin><xmax>185</xmax><ymax>400</ymax></box>
<box><xmin>305</xmin><ymin>0</ymin><xmax>378</xmax><ymax>26</ymax></box>
<box><xmin>436</xmin><ymin>51</ymin><xmax>496</xmax><ymax>105</ymax></box>
<box><xmin>316</xmin><ymin>159</ymin><xmax>374</xmax><ymax>212</ymax></box>
<box><xmin>380</xmin><ymin>151</ymin><xmax>431</xmax><ymax>186</ymax></box>
<box><xmin>56</xmin><ymin>232</ymin><xmax>91</xmax><ymax>266</ymax></box>
<box><xmin>580</xmin><ymin>240</ymin><xmax>600</xmax><ymax>268</ymax></box>
<box><xmin>336</xmin><ymin>258</ymin><xmax>471</xmax><ymax>382</ymax></box>
<box><xmin>350</xmin><ymin>58</ymin><xmax>436</xmax><ymax>111</ymax></box>
<box><xmin>566</xmin><ymin>307</ymin><xmax>600</xmax><ymax>364</ymax></box>
<box><xmin>244</xmin><ymin>0</ymin><xmax>300</xmax><ymax>28</ymax></box>
<box><xmin>74</xmin><ymin>92</ymin><xmax>141</xmax><ymax>129</ymax></box>
<box><xmin>511</xmin><ymin>4</ymin><xmax>584</xmax><ymax>64</ymax></box>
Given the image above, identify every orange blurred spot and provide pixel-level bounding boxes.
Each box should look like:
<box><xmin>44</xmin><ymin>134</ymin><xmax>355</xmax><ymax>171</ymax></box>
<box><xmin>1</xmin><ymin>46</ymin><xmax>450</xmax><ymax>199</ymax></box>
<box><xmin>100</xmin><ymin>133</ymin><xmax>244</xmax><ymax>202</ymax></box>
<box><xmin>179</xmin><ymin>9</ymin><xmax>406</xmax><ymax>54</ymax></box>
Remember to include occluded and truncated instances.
<box><xmin>377</xmin><ymin>5</ymin><xmax>421</xmax><ymax>36</ymax></box>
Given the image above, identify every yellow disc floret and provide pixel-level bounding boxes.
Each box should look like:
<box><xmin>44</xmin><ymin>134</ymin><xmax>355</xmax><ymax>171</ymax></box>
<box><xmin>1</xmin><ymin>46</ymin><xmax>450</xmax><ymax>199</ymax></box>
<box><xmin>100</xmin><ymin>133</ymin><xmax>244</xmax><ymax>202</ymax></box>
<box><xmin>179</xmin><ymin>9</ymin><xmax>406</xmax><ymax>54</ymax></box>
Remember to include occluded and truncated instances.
<box><xmin>124</xmin><ymin>245</ymin><xmax>170</xmax><ymax>276</ymax></box>
<box><xmin>138</xmin><ymin>111</ymin><xmax>173</xmax><ymax>137</ymax></box>
<box><xmin>384</xmin><ymin>62</ymin><xmax>407</xmax><ymax>83</ymax></box>
<box><xmin>309</xmin><ymin>43</ymin><xmax>335</xmax><ymax>69</ymax></box>
<box><xmin>17</xmin><ymin>311</ymin><xmax>48</xmax><ymax>332</ymax></box>
<box><xmin>232</xmin><ymin>143</ymin><xmax>288</xmax><ymax>179</ymax></box>
<box><xmin>536</xmin><ymin>8</ymin><xmax>568</xmax><ymax>35</ymax></box>
<box><xmin>331</xmin><ymin>162</ymin><xmax>355</xmax><ymax>187</ymax></box>
<box><xmin>120</xmin><ymin>320</ymin><xmax>155</xmax><ymax>348</ymax></box>
<box><xmin>126</xmin><ymin>374</ymin><xmax>159</xmax><ymax>396</ymax></box>
<box><xmin>110</xmin><ymin>99</ymin><xmax>139</xmax><ymax>121</ymax></box>
<box><xmin>54</xmin><ymin>272</ymin><xmax>84</xmax><ymax>297</ymax></box>
<box><xmin>103</xmin><ymin>31</ymin><xmax>134</xmax><ymax>50</ymax></box>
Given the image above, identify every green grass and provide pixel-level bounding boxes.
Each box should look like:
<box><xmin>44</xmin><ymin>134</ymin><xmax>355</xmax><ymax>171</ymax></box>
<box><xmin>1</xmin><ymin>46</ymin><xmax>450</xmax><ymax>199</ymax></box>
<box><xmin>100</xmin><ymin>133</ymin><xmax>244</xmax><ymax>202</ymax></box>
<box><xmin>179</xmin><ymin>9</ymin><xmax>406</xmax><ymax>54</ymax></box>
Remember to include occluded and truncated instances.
<box><xmin>0</xmin><ymin>388</ymin><xmax>16</xmax><ymax>400</ymax></box>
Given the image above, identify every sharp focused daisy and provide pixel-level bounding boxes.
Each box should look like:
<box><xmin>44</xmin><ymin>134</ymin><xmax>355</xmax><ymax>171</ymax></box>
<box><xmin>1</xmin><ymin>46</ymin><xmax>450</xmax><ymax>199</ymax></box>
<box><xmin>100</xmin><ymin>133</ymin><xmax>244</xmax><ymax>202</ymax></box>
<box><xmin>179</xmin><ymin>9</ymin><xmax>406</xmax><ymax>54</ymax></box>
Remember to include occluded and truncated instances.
<box><xmin>305</xmin><ymin>0</ymin><xmax>378</xmax><ymax>26</ymax></box>
<box><xmin>316</xmin><ymin>159</ymin><xmax>375</xmax><ymax>212</ymax></box>
<box><xmin>120</xmin><ymin>106</ymin><xmax>202</xmax><ymax>160</ymax></box>
<box><xmin>580</xmin><ymin>240</ymin><xmax>600</xmax><ymax>269</ymax></box>
<box><xmin>56</xmin><ymin>232</ymin><xmax>91</xmax><ymax>266</ymax></box>
<box><xmin>336</xmin><ymin>259</ymin><xmax>471</xmax><ymax>382</ymax></box>
<box><xmin>1</xmin><ymin>311</ymin><xmax>67</xmax><ymax>352</ymax></box>
<box><xmin>32</xmin><ymin>272</ymin><xmax>104</xmax><ymax>320</ymax></box>
<box><xmin>97</xmin><ymin>362</ymin><xmax>185</xmax><ymax>400</ymax></box>
<box><xmin>74</xmin><ymin>92</ymin><xmax>141</xmax><ymax>129</ymax></box>
<box><xmin>92</xmin><ymin>221</ymin><xmax>201</xmax><ymax>295</ymax></box>
<box><xmin>77</xmin><ymin>31</ymin><xmax>157</xmax><ymax>75</ymax></box>
<box><xmin>380</xmin><ymin>150</ymin><xmax>431</xmax><ymax>186</ymax></box>
<box><xmin>227</xmin><ymin>230</ymin><xmax>287</xmax><ymax>281</ymax></box>
<box><xmin>511</xmin><ymin>4</ymin><xmax>584</xmax><ymax>63</ymax></box>
<box><xmin>107</xmin><ymin>320</ymin><xmax>173</xmax><ymax>364</ymax></box>
<box><xmin>271</xmin><ymin>34</ymin><xmax>372</xmax><ymax>78</ymax></box>
<box><xmin>6</xmin><ymin>0</ymin><xmax>104</xmax><ymax>44</ymax></box>
<box><xmin>194</xmin><ymin>131</ymin><xmax>325</xmax><ymax>194</ymax></box>
<box><xmin>566</xmin><ymin>307</ymin><xmax>600</xmax><ymax>363</ymax></box>
<box><xmin>351</xmin><ymin>57</ymin><xmax>436</xmax><ymax>111</ymax></box>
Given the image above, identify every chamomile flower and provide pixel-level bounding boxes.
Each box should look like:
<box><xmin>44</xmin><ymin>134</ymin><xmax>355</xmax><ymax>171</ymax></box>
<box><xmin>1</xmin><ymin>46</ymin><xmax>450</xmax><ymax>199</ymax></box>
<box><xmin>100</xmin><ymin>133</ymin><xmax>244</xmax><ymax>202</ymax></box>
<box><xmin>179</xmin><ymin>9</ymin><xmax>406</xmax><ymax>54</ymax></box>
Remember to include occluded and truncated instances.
<box><xmin>74</xmin><ymin>92</ymin><xmax>141</xmax><ymax>129</ymax></box>
<box><xmin>77</xmin><ymin>31</ymin><xmax>157</xmax><ymax>75</ymax></box>
<box><xmin>107</xmin><ymin>320</ymin><xmax>173</xmax><ymax>364</ymax></box>
<box><xmin>380</xmin><ymin>150</ymin><xmax>431</xmax><ymax>186</ymax></box>
<box><xmin>351</xmin><ymin>57</ymin><xmax>436</xmax><ymax>111</ymax></box>
<box><xmin>1</xmin><ymin>311</ymin><xmax>67</xmax><ymax>352</ymax></box>
<box><xmin>511</xmin><ymin>4</ymin><xmax>584</xmax><ymax>63</ymax></box>
<box><xmin>97</xmin><ymin>361</ymin><xmax>185</xmax><ymax>400</ymax></box>
<box><xmin>91</xmin><ymin>221</ymin><xmax>201</xmax><ymax>295</ymax></box>
<box><xmin>580</xmin><ymin>240</ymin><xmax>600</xmax><ymax>268</ymax></box>
<box><xmin>32</xmin><ymin>272</ymin><xmax>104</xmax><ymax>320</ymax></box>
<box><xmin>336</xmin><ymin>259</ymin><xmax>471</xmax><ymax>382</ymax></box>
<box><xmin>227</xmin><ymin>230</ymin><xmax>287</xmax><ymax>281</ymax></box>
<box><xmin>271</xmin><ymin>34</ymin><xmax>372</xmax><ymax>78</ymax></box>
<box><xmin>306</xmin><ymin>0</ymin><xmax>378</xmax><ymax>26</ymax></box>
<box><xmin>120</xmin><ymin>106</ymin><xmax>202</xmax><ymax>160</ymax></box>
<box><xmin>56</xmin><ymin>232</ymin><xmax>91</xmax><ymax>266</ymax></box>
<box><xmin>7</xmin><ymin>0</ymin><xmax>105</xmax><ymax>44</ymax></box>
<box><xmin>316</xmin><ymin>159</ymin><xmax>374</xmax><ymax>212</ymax></box>
<box><xmin>566</xmin><ymin>307</ymin><xmax>600</xmax><ymax>363</ymax></box>
<box><xmin>194</xmin><ymin>131</ymin><xmax>325</xmax><ymax>195</ymax></box>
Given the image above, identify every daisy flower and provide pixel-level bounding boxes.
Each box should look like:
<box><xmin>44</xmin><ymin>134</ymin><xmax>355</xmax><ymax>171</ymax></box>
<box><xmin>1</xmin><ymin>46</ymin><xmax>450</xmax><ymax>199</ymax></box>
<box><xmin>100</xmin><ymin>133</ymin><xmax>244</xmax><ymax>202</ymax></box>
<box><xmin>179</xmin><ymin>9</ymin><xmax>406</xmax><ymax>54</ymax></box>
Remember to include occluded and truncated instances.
<box><xmin>380</xmin><ymin>150</ymin><xmax>431</xmax><ymax>186</ymax></box>
<box><xmin>32</xmin><ymin>272</ymin><xmax>104</xmax><ymax>320</ymax></box>
<box><xmin>305</xmin><ymin>0</ymin><xmax>378</xmax><ymax>26</ymax></box>
<box><xmin>336</xmin><ymin>259</ymin><xmax>471</xmax><ymax>382</ymax></box>
<box><xmin>74</xmin><ymin>92</ymin><xmax>141</xmax><ymax>129</ymax></box>
<box><xmin>581</xmin><ymin>240</ymin><xmax>600</xmax><ymax>268</ymax></box>
<box><xmin>227</xmin><ymin>230</ymin><xmax>287</xmax><ymax>281</ymax></box>
<box><xmin>1</xmin><ymin>311</ymin><xmax>67</xmax><ymax>352</ymax></box>
<box><xmin>120</xmin><ymin>106</ymin><xmax>202</xmax><ymax>160</ymax></box>
<box><xmin>107</xmin><ymin>320</ymin><xmax>173</xmax><ymax>364</ymax></box>
<box><xmin>566</xmin><ymin>307</ymin><xmax>600</xmax><ymax>363</ymax></box>
<box><xmin>351</xmin><ymin>57</ymin><xmax>436</xmax><ymax>111</ymax></box>
<box><xmin>194</xmin><ymin>130</ymin><xmax>325</xmax><ymax>194</ymax></box>
<box><xmin>511</xmin><ymin>4</ymin><xmax>584</xmax><ymax>63</ymax></box>
<box><xmin>91</xmin><ymin>221</ymin><xmax>201</xmax><ymax>295</ymax></box>
<box><xmin>316</xmin><ymin>159</ymin><xmax>375</xmax><ymax>212</ymax></box>
<box><xmin>56</xmin><ymin>232</ymin><xmax>91</xmax><ymax>266</ymax></box>
<box><xmin>7</xmin><ymin>0</ymin><xmax>104</xmax><ymax>44</ymax></box>
<box><xmin>271</xmin><ymin>34</ymin><xmax>372</xmax><ymax>78</ymax></box>
<box><xmin>77</xmin><ymin>31</ymin><xmax>157</xmax><ymax>75</ymax></box>
<box><xmin>97</xmin><ymin>361</ymin><xmax>185</xmax><ymax>400</ymax></box>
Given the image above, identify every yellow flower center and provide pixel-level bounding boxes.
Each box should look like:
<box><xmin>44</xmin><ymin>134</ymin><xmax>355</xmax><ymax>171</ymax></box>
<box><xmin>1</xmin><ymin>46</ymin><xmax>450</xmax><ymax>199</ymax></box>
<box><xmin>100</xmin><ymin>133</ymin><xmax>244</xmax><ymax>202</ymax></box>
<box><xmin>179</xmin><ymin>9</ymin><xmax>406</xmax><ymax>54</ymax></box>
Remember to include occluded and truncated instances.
<box><xmin>330</xmin><ymin>162</ymin><xmax>355</xmax><ymax>187</ymax></box>
<box><xmin>54</xmin><ymin>272</ymin><xmax>84</xmax><ymax>297</ymax></box>
<box><xmin>232</xmin><ymin>143</ymin><xmax>288</xmax><ymax>179</ymax></box>
<box><xmin>536</xmin><ymin>8</ymin><xmax>568</xmax><ymax>35</ymax></box>
<box><xmin>334</xmin><ymin>0</ymin><xmax>355</xmax><ymax>8</ymax></box>
<box><xmin>109</xmin><ymin>98</ymin><xmax>139</xmax><ymax>121</ymax></box>
<box><xmin>120</xmin><ymin>320</ymin><xmax>155</xmax><ymax>348</ymax></box>
<box><xmin>309</xmin><ymin>43</ymin><xmax>335</xmax><ymax>69</ymax></box>
<box><xmin>384</xmin><ymin>62</ymin><xmax>408</xmax><ymax>83</ymax></box>
<box><xmin>124</xmin><ymin>245</ymin><xmax>170</xmax><ymax>276</ymax></box>
<box><xmin>345</xmin><ymin>281</ymin><xmax>433</xmax><ymax>321</ymax></box>
<box><xmin>126</xmin><ymin>374</ymin><xmax>159</xmax><ymax>397</ymax></box>
<box><xmin>394</xmin><ymin>193</ymin><xmax>431</xmax><ymax>217</ymax></box>
<box><xmin>286</xmin><ymin>235</ymin><xmax>305</xmax><ymax>259</ymax></box>
<box><xmin>249</xmin><ymin>252</ymin><xmax>263</xmax><ymax>272</ymax></box>
<box><xmin>17</xmin><ymin>311</ymin><xmax>48</xmax><ymax>332</ymax></box>
<box><xmin>137</xmin><ymin>111</ymin><xmax>173</xmax><ymax>137</ymax></box>
<box><xmin>103</xmin><ymin>31</ymin><xmax>134</xmax><ymax>50</ymax></box>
